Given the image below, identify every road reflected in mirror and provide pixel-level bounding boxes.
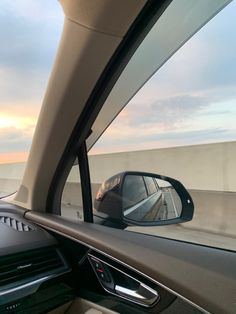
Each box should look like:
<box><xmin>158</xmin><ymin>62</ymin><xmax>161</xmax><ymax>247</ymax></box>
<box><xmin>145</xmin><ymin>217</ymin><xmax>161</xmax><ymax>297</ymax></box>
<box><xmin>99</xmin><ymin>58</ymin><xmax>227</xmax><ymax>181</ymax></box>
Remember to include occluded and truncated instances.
<box><xmin>122</xmin><ymin>175</ymin><xmax>182</xmax><ymax>223</ymax></box>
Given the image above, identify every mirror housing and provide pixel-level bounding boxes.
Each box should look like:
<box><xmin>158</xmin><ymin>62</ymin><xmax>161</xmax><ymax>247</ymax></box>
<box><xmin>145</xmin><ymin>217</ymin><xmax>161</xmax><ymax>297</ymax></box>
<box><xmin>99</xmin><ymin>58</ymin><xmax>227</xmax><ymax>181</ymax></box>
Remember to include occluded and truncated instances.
<box><xmin>94</xmin><ymin>171</ymin><xmax>194</xmax><ymax>229</ymax></box>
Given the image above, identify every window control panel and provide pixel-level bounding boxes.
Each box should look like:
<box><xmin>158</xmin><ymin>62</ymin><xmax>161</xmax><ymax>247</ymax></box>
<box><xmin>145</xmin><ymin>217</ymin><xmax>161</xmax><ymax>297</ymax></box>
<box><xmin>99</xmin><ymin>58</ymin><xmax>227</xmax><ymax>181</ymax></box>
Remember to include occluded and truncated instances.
<box><xmin>90</xmin><ymin>257</ymin><xmax>112</xmax><ymax>284</ymax></box>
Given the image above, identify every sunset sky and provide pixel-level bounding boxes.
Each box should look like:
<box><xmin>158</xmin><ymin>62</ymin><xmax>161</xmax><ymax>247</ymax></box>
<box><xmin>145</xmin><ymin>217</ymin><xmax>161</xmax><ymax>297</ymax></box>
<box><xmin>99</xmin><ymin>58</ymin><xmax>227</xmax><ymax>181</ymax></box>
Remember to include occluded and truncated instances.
<box><xmin>0</xmin><ymin>1</ymin><xmax>235</xmax><ymax>163</ymax></box>
<box><xmin>91</xmin><ymin>0</ymin><xmax>236</xmax><ymax>154</ymax></box>
<box><xmin>0</xmin><ymin>0</ymin><xmax>63</xmax><ymax>163</ymax></box>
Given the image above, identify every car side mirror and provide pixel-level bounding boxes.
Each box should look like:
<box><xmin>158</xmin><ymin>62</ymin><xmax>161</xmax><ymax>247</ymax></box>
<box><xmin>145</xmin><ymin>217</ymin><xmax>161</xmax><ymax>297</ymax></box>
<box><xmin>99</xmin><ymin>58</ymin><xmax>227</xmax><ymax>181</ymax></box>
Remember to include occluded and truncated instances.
<box><xmin>93</xmin><ymin>171</ymin><xmax>194</xmax><ymax>228</ymax></box>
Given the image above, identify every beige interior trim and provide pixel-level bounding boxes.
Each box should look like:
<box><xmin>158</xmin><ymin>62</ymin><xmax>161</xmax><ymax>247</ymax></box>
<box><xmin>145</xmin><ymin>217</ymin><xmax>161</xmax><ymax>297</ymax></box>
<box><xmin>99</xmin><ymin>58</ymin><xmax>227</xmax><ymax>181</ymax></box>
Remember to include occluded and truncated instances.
<box><xmin>67</xmin><ymin>298</ymin><xmax>118</xmax><ymax>314</ymax></box>
<box><xmin>47</xmin><ymin>302</ymin><xmax>72</xmax><ymax>314</ymax></box>
<box><xmin>60</xmin><ymin>0</ymin><xmax>146</xmax><ymax>37</ymax></box>
<box><xmin>47</xmin><ymin>298</ymin><xmax>118</xmax><ymax>314</ymax></box>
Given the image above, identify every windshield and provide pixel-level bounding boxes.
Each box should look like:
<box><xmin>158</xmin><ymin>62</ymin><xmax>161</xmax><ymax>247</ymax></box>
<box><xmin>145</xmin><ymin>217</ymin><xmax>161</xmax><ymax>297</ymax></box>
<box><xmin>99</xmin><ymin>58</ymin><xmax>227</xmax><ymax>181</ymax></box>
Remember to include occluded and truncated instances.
<box><xmin>0</xmin><ymin>1</ymin><xmax>63</xmax><ymax>197</ymax></box>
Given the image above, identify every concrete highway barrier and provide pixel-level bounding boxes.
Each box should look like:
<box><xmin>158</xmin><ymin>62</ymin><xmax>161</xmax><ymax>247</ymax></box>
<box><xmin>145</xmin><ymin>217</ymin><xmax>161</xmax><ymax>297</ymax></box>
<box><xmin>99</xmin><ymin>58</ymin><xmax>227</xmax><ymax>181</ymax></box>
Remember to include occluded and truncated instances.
<box><xmin>0</xmin><ymin>141</ymin><xmax>235</xmax><ymax>241</ymax></box>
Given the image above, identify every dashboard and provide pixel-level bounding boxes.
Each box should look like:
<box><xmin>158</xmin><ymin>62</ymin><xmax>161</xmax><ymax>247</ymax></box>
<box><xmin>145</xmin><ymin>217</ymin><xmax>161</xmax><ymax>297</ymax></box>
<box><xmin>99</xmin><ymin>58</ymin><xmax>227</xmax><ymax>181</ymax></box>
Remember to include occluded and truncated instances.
<box><xmin>0</xmin><ymin>204</ymin><xmax>203</xmax><ymax>314</ymax></box>
<box><xmin>0</xmin><ymin>208</ymin><xmax>72</xmax><ymax>313</ymax></box>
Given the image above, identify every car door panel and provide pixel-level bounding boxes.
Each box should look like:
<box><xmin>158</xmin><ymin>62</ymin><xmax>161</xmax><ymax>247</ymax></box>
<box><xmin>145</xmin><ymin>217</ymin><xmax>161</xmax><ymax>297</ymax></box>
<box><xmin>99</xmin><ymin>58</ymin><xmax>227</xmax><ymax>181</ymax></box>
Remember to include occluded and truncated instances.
<box><xmin>24</xmin><ymin>211</ymin><xmax>236</xmax><ymax>314</ymax></box>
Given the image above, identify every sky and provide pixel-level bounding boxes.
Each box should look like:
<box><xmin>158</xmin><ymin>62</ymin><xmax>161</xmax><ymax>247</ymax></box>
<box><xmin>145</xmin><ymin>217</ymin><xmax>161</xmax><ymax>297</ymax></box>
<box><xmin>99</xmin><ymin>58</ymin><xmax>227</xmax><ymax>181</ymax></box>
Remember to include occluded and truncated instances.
<box><xmin>0</xmin><ymin>1</ymin><xmax>235</xmax><ymax>163</ymax></box>
<box><xmin>91</xmin><ymin>0</ymin><xmax>236</xmax><ymax>154</ymax></box>
<box><xmin>0</xmin><ymin>0</ymin><xmax>63</xmax><ymax>163</ymax></box>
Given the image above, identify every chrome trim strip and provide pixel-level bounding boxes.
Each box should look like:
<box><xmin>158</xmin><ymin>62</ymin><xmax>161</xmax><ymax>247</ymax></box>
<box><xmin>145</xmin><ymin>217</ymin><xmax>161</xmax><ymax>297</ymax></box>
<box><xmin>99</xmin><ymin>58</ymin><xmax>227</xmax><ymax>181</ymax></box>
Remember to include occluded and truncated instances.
<box><xmin>115</xmin><ymin>284</ymin><xmax>158</xmax><ymax>305</ymax></box>
<box><xmin>32</xmin><ymin>222</ymin><xmax>210</xmax><ymax>314</ymax></box>
<box><xmin>0</xmin><ymin>268</ymin><xmax>70</xmax><ymax>298</ymax></box>
<box><xmin>17</xmin><ymin>264</ymin><xmax>32</xmax><ymax>270</ymax></box>
<box><xmin>0</xmin><ymin>246</ymin><xmax>71</xmax><ymax>305</ymax></box>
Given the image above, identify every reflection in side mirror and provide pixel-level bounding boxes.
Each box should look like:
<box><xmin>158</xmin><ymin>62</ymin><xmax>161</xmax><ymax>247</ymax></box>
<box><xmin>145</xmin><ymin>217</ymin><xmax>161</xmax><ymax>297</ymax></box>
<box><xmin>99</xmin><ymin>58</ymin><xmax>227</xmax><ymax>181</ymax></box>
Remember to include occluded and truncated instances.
<box><xmin>122</xmin><ymin>175</ymin><xmax>182</xmax><ymax>223</ymax></box>
<box><xmin>94</xmin><ymin>171</ymin><xmax>194</xmax><ymax>229</ymax></box>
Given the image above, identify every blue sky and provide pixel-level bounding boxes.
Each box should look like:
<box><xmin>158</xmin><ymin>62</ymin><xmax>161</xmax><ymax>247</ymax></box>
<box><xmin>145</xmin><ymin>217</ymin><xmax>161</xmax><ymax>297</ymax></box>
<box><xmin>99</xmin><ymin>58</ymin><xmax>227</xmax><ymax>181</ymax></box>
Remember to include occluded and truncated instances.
<box><xmin>0</xmin><ymin>0</ymin><xmax>235</xmax><ymax>162</ymax></box>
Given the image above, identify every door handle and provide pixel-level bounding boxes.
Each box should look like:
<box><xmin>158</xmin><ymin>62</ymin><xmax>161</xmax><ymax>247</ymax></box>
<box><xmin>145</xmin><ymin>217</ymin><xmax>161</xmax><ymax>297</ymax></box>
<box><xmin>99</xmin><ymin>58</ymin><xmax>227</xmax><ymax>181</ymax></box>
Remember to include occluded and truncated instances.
<box><xmin>115</xmin><ymin>282</ymin><xmax>159</xmax><ymax>306</ymax></box>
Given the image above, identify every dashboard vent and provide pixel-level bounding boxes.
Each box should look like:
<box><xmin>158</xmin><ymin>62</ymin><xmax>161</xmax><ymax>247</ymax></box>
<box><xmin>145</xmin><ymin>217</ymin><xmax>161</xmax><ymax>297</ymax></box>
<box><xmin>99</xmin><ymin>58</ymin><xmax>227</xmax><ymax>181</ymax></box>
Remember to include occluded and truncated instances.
<box><xmin>0</xmin><ymin>216</ymin><xmax>34</xmax><ymax>232</ymax></box>
<box><xmin>0</xmin><ymin>247</ymin><xmax>66</xmax><ymax>287</ymax></box>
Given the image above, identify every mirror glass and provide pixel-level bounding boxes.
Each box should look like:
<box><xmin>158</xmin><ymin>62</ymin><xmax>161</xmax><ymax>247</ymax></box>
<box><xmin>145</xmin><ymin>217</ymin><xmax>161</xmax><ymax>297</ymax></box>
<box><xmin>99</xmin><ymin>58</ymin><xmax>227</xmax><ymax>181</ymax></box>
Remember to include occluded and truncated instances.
<box><xmin>122</xmin><ymin>174</ymin><xmax>182</xmax><ymax>223</ymax></box>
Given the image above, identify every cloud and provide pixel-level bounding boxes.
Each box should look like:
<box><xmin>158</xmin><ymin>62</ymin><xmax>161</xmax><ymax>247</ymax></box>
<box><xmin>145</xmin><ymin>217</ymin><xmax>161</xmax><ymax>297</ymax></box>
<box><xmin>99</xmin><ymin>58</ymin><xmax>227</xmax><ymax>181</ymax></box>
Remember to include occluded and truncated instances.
<box><xmin>91</xmin><ymin>1</ymin><xmax>236</xmax><ymax>155</ymax></box>
<box><xmin>91</xmin><ymin>91</ymin><xmax>236</xmax><ymax>155</ymax></box>
<box><xmin>128</xmin><ymin>94</ymin><xmax>206</xmax><ymax>128</ymax></box>
<box><xmin>0</xmin><ymin>127</ymin><xmax>32</xmax><ymax>153</ymax></box>
<box><xmin>0</xmin><ymin>0</ymin><xmax>63</xmax><ymax>162</ymax></box>
<box><xmin>0</xmin><ymin>0</ymin><xmax>64</xmax><ymax>105</ymax></box>
<box><xmin>0</xmin><ymin>101</ymin><xmax>40</xmax><ymax>118</ymax></box>
<box><xmin>103</xmin><ymin>94</ymin><xmax>207</xmax><ymax>139</ymax></box>
<box><xmin>136</xmin><ymin>0</ymin><xmax>236</xmax><ymax>102</ymax></box>
<box><xmin>0</xmin><ymin>1</ymin><xmax>63</xmax><ymax>22</ymax></box>
<box><xmin>92</xmin><ymin>127</ymin><xmax>235</xmax><ymax>155</ymax></box>
<box><xmin>1</xmin><ymin>0</ymin><xmax>236</xmax><ymax>161</ymax></box>
<box><xmin>0</xmin><ymin>3</ymin><xmax>63</xmax><ymax>71</ymax></box>
<box><xmin>0</xmin><ymin>67</ymin><xmax>50</xmax><ymax>104</ymax></box>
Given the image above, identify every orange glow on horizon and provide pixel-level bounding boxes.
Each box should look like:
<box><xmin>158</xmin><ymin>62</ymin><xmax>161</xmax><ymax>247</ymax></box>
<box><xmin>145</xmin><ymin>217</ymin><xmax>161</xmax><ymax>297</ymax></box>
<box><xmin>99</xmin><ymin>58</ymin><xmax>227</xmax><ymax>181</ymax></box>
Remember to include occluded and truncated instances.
<box><xmin>0</xmin><ymin>111</ymin><xmax>36</xmax><ymax>164</ymax></box>
<box><xmin>0</xmin><ymin>151</ymin><xmax>28</xmax><ymax>164</ymax></box>
<box><xmin>0</xmin><ymin>114</ymin><xmax>36</xmax><ymax>130</ymax></box>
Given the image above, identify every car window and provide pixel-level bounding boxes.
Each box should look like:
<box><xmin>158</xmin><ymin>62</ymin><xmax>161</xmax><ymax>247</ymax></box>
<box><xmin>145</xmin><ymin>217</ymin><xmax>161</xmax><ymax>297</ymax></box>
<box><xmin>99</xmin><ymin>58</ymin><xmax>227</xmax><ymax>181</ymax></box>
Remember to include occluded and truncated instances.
<box><xmin>61</xmin><ymin>164</ymin><xmax>83</xmax><ymax>221</ymax></box>
<box><xmin>87</xmin><ymin>0</ymin><xmax>236</xmax><ymax>251</ymax></box>
<box><xmin>61</xmin><ymin>0</ymin><xmax>236</xmax><ymax>251</ymax></box>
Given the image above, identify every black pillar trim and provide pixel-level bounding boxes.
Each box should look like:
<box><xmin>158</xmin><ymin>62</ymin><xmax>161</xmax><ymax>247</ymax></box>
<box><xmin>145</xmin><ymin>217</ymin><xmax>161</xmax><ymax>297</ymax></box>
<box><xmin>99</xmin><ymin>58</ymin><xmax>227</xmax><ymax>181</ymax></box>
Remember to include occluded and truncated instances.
<box><xmin>77</xmin><ymin>141</ymin><xmax>93</xmax><ymax>223</ymax></box>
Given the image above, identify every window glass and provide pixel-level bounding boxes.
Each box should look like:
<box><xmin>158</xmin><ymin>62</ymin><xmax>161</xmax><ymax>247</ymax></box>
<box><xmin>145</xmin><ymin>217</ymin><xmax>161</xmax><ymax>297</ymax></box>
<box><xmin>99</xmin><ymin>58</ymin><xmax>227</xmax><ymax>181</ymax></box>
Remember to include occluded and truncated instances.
<box><xmin>61</xmin><ymin>164</ymin><xmax>83</xmax><ymax>221</ymax></box>
<box><xmin>86</xmin><ymin>0</ymin><xmax>236</xmax><ymax>251</ymax></box>
<box><xmin>0</xmin><ymin>1</ymin><xmax>63</xmax><ymax>197</ymax></box>
<box><xmin>122</xmin><ymin>175</ymin><xmax>147</xmax><ymax>209</ymax></box>
<box><xmin>86</xmin><ymin>0</ymin><xmax>230</xmax><ymax>152</ymax></box>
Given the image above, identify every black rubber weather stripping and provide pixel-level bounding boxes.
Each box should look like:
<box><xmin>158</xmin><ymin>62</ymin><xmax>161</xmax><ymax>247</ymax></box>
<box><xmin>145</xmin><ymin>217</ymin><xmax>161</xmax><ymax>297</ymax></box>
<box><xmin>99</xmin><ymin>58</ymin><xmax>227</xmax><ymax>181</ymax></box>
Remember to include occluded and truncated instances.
<box><xmin>77</xmin><ymin>142</ymin><xmax>93</xmax><ymax>223</ymax></box>
<box><xmin>46</xmin><ymin>0</ymin><xmax>172</xmax><ymax>214</ymax></box>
